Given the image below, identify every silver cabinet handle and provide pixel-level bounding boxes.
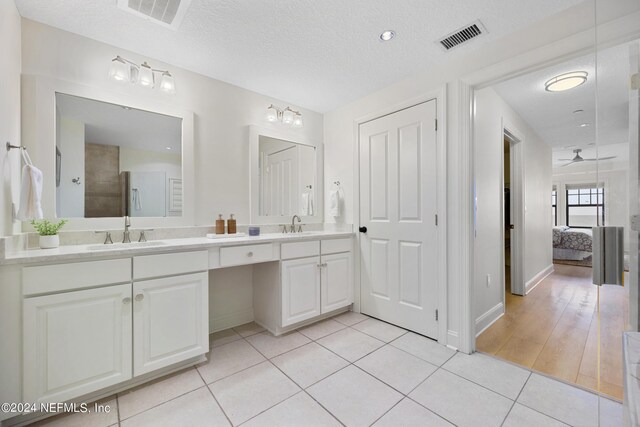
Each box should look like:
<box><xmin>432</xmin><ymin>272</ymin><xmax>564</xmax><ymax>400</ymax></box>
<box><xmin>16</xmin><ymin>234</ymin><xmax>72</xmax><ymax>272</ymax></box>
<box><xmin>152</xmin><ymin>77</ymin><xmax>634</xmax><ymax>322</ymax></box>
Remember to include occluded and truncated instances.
<box><xmin>247</xmin><ymin>251</ymin><xmax>254</xmax><ymax>257</ymax></box>
<box><xmin>122</xmin><ymin>297</ymin><xmax>131</xmax><ymax>304</ymax></box>
<box><xmin>135</xmin><ymin>294</ymin><xmax>144</xmax><ymax>301</ymax></box>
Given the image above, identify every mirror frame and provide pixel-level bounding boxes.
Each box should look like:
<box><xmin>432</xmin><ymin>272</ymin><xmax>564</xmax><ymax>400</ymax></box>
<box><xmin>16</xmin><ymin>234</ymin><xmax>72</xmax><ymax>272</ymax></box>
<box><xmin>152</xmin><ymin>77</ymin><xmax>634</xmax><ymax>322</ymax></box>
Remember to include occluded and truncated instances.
<box><xmin>21</xmin><ymin>75</ymin><xmax>195</xmax><ymax>230</ymax></box>
<box><xmin>249</xmin><ymin>125</ymin><xmax>323</xmax><ymax>224</ymax></box>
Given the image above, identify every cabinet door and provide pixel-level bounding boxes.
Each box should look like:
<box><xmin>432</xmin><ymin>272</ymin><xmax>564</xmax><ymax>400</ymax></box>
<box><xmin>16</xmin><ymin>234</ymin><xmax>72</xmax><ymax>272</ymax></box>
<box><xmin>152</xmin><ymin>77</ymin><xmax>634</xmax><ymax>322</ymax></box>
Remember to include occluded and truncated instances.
<box><xmin>281</xmin><ymin>257</ymin><xmax>321</xmax><ymax>327</ymax></box>
<box><xmin>321</xmin><ymin>252</ymin><xmax>354</xmax><ymax>313</ymax></box>
<box><xmin>23</xmin><ymin>284</ymin><xmax>132</xmax><ymax>404</ymax></box>
<box><xmin>133</xmin><ymin>272</ymin><xmax>208</xmax><ymax>375</ymax></box>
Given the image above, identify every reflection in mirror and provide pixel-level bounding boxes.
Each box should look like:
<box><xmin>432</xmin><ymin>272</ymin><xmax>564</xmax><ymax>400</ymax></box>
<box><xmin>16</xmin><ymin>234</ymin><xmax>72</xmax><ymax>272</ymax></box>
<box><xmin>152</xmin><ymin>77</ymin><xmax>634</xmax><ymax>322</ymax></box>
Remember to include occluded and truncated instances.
<box><xmin>55</xmin><ymin>93</ymin><xmax>183</xmax><ymax>218</ymax></box>
<box><xmin>258</xmin><ymin>135</ymin><xmax>316</xmax><ymax>217</ymax></box>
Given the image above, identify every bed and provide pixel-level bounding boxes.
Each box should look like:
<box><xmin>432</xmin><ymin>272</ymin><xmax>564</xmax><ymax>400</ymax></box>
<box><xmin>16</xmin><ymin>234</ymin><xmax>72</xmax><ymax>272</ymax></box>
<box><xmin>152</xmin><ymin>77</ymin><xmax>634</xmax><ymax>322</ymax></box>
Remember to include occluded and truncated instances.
<box><xmin>553</xmin><ymin>226</ymin><xmax>592</xmax><ymax>261</ymax></box>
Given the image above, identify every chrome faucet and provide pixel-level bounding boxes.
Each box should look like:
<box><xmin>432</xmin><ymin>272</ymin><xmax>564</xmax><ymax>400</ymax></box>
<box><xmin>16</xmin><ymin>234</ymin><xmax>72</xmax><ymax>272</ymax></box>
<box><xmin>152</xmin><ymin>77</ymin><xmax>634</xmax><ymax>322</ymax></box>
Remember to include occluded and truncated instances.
<box><xmin>291</xmin><ymin>215</ymin><xmax>302</xmax><ymax>233</ymax></box>
<box><xmin>123</xmin><ymin>216</ymin><xmax>131</xmax><ymax>243</ymax></box>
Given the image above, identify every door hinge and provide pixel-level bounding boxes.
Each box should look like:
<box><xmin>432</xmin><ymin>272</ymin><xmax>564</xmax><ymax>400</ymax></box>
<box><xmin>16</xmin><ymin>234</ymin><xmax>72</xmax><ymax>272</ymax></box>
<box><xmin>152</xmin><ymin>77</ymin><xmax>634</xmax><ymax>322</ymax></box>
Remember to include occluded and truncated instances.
<box><xmin>435</xmin><ymin>119</ymin><xmax>438</xmax><ymax>131</ymax></box>
<box><xmin>435</xmin><ymin>214</ymin><xmax>438</xmax><ymax>226</ymax></box>
<box><xmin>435</xmin><ymin>309</ymin><xmax>439</xmax><ymax>321</ymax></box>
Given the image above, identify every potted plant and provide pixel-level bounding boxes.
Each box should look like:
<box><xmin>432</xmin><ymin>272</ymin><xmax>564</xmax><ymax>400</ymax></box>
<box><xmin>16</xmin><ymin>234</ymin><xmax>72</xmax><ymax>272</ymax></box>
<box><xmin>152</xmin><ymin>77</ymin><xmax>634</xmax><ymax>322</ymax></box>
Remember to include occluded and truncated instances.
<box><xmin>30</xmin><ymin>219</ymin><xmax>68</xmax><ymax>249</ymax></box>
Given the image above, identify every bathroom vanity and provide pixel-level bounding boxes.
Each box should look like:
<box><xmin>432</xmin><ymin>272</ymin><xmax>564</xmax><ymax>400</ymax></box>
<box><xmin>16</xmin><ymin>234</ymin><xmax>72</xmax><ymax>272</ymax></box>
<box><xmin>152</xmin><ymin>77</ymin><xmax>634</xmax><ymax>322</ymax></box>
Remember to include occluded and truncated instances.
<box><xmin>0</xmin><ymin>231</ymin><xmax>353</xmax><ymax>416</ymax></box>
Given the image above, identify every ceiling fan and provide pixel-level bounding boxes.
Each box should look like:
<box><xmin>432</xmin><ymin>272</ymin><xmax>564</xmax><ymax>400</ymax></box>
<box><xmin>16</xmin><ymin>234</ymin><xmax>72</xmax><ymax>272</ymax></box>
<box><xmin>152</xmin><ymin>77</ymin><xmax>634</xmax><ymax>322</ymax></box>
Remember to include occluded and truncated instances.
<box><xmin>558</xmin><ymin>148</ymin><xmax>616</xmax><ymax>167</ymax></box>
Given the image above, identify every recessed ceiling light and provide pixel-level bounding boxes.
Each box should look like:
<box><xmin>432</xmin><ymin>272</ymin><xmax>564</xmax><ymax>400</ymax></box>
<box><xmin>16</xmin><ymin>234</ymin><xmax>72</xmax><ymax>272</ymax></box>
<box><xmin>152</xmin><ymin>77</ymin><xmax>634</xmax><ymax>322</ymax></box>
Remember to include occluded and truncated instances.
<box><xmin>579</xmin><ymin>123</ymin><xmax>590</xmax><ymax>128</ymax></box>
<box><xmin>380</xmin><ymin>30</ymin><xmax>396</xmax><ymax>42</ymax></box>
<box><xmin>545</xmin><ymin>71</ymin><xmax>588</xmax><ymax>92</ymax></box>
<box><xmin>166</xmin><ymin>146</ymin><xmax>172</xmax><ymax>150</ymax></box>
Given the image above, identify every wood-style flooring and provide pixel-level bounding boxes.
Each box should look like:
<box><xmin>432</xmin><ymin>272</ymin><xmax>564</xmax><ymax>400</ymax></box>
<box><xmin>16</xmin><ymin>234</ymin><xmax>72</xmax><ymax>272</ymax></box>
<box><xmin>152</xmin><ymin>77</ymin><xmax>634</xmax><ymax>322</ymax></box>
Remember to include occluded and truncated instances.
<box><xmin>476</xmin><ymin>263</ymin><xmax>628</xmax><ymax>400</ymax></box>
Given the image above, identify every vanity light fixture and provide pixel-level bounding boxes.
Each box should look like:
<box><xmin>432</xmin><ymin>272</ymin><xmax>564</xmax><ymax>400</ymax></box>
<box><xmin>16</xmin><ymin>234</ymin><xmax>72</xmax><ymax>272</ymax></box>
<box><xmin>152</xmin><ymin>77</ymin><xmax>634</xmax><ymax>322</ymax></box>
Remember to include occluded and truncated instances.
<box><xmin>380</xmin><ymin>30</ymin><xmax>396</xmax><ymax>41</ymax></box>
<box><xmin>544</xmin><ymin>71</ymin><xmax>588</xmax><ymax>92</ymax></box>
<box><xmin>108</xmin><ymin>55</ymin><xmax>176</xmax><ymax>94</ymax></box>
<box><xmin>265</xmin><ymin>104</ymin><xmax>304</xmax><ymax>129</ymax></box>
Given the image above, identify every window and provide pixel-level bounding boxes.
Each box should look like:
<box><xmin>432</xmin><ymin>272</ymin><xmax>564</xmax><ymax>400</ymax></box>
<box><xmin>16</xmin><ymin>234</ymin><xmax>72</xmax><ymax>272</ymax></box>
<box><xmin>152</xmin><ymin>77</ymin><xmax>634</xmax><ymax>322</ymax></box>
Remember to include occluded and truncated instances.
<box><xmin>551</xmin><ymin>188</ymin><xmax>557</xmax><ymax>226</ymax></box>
<box><xmin>566</xmin><ymin>186</ymin><xmax>604</xmax><ymax>228</ymax></box>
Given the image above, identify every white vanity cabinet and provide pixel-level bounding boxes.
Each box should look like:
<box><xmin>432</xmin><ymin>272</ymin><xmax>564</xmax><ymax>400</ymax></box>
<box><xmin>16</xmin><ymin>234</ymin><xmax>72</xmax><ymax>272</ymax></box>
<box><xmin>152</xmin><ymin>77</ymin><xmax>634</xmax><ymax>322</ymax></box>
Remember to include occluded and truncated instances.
<box><xmin>321</xmin><ymin>251</ymin><xmax>353</xmax><ymax>313</ymax></box>
<box><xmin>281</xmin><ymin>257</ymin><xmax>322</xmax><ymax>326</ymax></box>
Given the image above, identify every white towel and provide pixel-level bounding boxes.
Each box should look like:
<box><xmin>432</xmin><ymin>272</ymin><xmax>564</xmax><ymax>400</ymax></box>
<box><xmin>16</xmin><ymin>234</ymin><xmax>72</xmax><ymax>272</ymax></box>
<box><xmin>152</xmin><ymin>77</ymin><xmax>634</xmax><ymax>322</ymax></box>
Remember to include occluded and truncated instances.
<box><xmin>329</xmin><ymin>190</ymin><xmax>340</xmax><ymax>217</ymax></box>
<box><xmin>17</xmin><ymin>150</ymin><xmax>44</xmax><ymax>221</ymax></box>
<box><xmin>301</xmin><ymin>190</ymin><xmax>314</xmax><ymax>216</ymax></box>
<box><xmin>132</xmin><ymin>188</ymin><xmax>142</xmax><ymax>211</ymax></box>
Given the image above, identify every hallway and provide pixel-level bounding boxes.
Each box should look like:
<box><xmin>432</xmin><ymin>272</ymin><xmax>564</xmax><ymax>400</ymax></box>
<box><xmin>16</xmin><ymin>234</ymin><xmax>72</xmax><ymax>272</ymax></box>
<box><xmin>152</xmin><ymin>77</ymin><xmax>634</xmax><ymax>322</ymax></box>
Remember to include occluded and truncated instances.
<box><xmin>476</xmin><ymin>264</ymin><xmax>627</xmax><ymax>400</ymax></box>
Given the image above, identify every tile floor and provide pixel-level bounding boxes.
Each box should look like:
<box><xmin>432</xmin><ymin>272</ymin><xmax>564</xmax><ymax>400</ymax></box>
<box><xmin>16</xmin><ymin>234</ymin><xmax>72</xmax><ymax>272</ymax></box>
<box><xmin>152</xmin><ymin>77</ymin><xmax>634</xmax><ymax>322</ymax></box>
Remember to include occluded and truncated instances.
<box><xmin>31</xmin><ymin>312</ymin><xmax>622</xmax><ymax>427</ymax></box>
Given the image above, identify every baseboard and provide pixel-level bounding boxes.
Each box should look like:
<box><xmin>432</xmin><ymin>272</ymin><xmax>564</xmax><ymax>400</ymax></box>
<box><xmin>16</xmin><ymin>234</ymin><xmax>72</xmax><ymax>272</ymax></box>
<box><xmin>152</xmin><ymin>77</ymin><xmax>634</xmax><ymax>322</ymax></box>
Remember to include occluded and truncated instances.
<box><xmin>210</xmin><ymin>308</ymin><xmax>254</xmax><ymax>333</ymax></box>
<box><xmin>447</xmin><ymin>330</ymin><xmax>460</xmax><ymax>350</ymax></box>
<box><xmin>475</xmin><ymin>302</ymin><xmax>504</xmax><ymax>336</ymax></box>
<box><xmin>525</xmin><ymin>264</ymin><xmax>554</xmax><ymax>295</ymax></box>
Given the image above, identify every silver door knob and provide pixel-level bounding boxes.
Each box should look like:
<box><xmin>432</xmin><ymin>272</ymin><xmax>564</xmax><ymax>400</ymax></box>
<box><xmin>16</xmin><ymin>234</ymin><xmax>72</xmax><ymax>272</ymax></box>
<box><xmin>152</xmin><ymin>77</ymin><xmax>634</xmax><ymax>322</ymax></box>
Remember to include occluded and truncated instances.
<box><xmin>247</xmin><ymin>251</ymin><xmax>254</xmax><ymax>257</ymax></box>
<box><xmin>135</xmin><ymin>294</ymin><xmax>144</xmax><ymax>301</ymax></box>
<box><xmin>122</xmin><ymin>297</ymin><xmax>131</xmax><ymax>304</ymax></box>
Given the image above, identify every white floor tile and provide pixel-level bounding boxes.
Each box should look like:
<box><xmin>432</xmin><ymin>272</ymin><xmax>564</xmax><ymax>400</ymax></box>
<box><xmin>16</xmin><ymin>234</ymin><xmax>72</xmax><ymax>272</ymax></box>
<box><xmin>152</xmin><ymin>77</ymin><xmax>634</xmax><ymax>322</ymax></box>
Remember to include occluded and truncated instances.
<box><xmin>210</xmin><ymin>328</ymin><xmax>243</xmax><ymax>348</ymax></box>
<box><xmin>242</xmin><ymin>392</ymin><xmax>340</xmax><ymax>427</ymax></box>
<box><xmin>352</xmin><ymin>318</ymin><xmax>407</xmax><ymax>342</ymax></box>
<box><xmin>298</xmin><ymin>319</ymin><xmax>346</xmax><ymax>341</ymax></box>
<box><xmin>442</xmin><ymin>352</ymin><xmax>530</xmax><ymax>399</ymax></box>
<box><xmin>373</xmin><ymin>398</ymin><xmax>453</xmax><ymax>427</ymax></box>
<box><xmin>118</xmin><ymin>368</ymin><xmax>204</xmax><ymax>420</ymax></box>
<box><xmin>517</xmin><ymin>374</ymin><xmax>599</xmax><ymax>427</ymax></box>
<box><xmin>209</xmin><ymin>361</ymin><xmax>300</xmax><ymax>425</ymax></box>
<box><xmin>245</xmin><ymin>331</ymin><xmax>311</xmax><ymax>359</ymax></box>
<box><xmin>503</xmin><ymin>403</ymin><xmax>568</xmax><ymax>427</ymax></box>
<box><xmin>332</xmin><ymin>311</ymin><xmax>369</xmax><ymax>326</ymax></box>
<box><xmin>317</xmin><ymin>327</ymin><xmax>384</xmax><ymax>362</ymax></box>
<box><xmin>197</xmin><ymin>339</ymin><xmax>266</xmax><ymax>384</ymax></box>
<box><xmin>409</xmin><ymin>369</ymin><xmax>513</xmax><ymax>427</ymax></box>
<box><xmin>120</xmin><ymin>387</ymin><xmax>230</xmax><ymax>427</ymax></box>
<box><xmin>599</xmin><ymin>397</ymin><xmax>623</xmax><ymax>427</ymax></box>
<box><xmin>30</xmin><ymin>396</ymin><xmax>117</xmax><ymax>427</ymax></box>
<box><xmin>307</xmin><ymin>365</ymin><xmax>402</xmax><ymax>427</ymax></box>
<box><xmin>390</xmin><ymin>332</ymin><xmax>456</xmax><ymax>366</ymax></box>
<box><xmin>233</xmin><ymin>322</ymin><xmax>266</xmax><ymax>337</ymax></box>
<box><xmin>271</xmin><ymin>342</ymin><xmax>349</xmax><ymax>388</ymax></box>
<box><xmin>355</xmin><ymin>345</ymin><xmax>437</xmax><ymax>394</ymax></box>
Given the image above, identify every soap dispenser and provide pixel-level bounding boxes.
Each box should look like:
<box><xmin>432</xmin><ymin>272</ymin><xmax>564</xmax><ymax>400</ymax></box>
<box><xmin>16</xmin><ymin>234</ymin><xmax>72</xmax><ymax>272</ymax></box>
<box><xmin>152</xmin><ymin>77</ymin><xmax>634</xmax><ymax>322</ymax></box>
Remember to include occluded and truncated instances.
<box><xmin>215</xmin><ymin>214</ymin><xmax>225</xmax><ymax>234</ymax></box>
<box><xmin>227</xmin><ymin>214</ymin><xmax>237</xmax><ymax>234</ymax></box>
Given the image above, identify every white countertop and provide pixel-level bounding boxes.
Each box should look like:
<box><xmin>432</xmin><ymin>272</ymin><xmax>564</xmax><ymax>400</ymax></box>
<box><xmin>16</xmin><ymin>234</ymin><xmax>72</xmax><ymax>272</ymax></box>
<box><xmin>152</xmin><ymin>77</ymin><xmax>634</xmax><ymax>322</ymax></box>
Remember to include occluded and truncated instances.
<box><xmin>1</xmin><ymin>231</ymin><xmax>354</xmax><ymax>265</ymax></box>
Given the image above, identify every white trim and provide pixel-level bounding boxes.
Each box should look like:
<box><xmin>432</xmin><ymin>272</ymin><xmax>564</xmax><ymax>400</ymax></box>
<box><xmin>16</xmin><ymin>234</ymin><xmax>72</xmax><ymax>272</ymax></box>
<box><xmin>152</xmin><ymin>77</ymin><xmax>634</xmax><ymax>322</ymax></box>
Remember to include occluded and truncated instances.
<box><xmin>475</xmin><ymin>302</ymin><xmax>505</xmax><ymax>336</ymax></box>
<box><xmin>21</xmin><ymin>74</ymin><xmax>195</xmax><ymax>231</ymax></box>
<box><xmin>352</xmin><ymin>86</ymin><xmax>448</xmax><ymax>346</ymax></box>
<box><xmin>525</xmin><ymin>264</ymin><xmax>555</xmax><ymax>295</ymax></box>
<box><xmin>248</xmin><ymin>125</ymin><xmax>323</xmax><ymax>225</ymax></box>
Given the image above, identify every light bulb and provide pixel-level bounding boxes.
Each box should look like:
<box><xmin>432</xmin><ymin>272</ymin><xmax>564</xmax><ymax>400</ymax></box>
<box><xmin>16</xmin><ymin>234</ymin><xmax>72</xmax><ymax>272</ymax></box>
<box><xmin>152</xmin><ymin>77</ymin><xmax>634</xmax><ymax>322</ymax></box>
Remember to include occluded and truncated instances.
<box><xmin>159</xmin><ymin>72</ymin><xmax>176</xmax><ymax>94</ymax></box>
<box><xmin>292</xmin><ymin>113</ymin><xmax>303</xmax><ymax>128</ymax></box>
<box><xmin>108</xmin><ymin>56</ymin><xmax>129</xmax><ymax>82</ymax></box>
<box><xmin>282</xmin><ymin>108</ymin><xmax>294</xmax><ymax>125</ymax></box>
<box><xmin>266</xmin><ymin>105</ymin><xmax>278</xmax><ymax>122</ymax></box>
<box><xmin>139</xmin><ymin>62</ymin><xmax>154</xmax><ymax>88</ymax></box>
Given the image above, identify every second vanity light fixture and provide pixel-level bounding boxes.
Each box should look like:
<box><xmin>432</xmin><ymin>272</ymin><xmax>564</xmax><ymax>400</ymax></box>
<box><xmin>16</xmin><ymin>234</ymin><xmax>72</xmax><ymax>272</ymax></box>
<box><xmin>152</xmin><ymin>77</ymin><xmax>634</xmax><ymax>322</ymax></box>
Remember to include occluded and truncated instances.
<box><xmin>266</xmin><ymin>105</ymin><xmax>304</xmax><ymax>129</ymax></box>
<box><xmin>109</xmin><ymin>55</ymin><xmax>176</xmax><ymax>94</ymax></box>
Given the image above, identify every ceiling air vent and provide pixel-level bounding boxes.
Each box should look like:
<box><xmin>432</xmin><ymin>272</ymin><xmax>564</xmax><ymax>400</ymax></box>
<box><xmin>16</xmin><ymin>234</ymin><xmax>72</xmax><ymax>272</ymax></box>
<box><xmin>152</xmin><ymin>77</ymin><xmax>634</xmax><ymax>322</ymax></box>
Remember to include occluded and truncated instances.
<box><xmin>117</xmin><ymin>0</ymin><xmax>192</xmax><ymax>30</ymax></box>
<box><xmin>437</xmin><ymin>21</ymin><xmax>487</xmax><ymax>51</ymax></box>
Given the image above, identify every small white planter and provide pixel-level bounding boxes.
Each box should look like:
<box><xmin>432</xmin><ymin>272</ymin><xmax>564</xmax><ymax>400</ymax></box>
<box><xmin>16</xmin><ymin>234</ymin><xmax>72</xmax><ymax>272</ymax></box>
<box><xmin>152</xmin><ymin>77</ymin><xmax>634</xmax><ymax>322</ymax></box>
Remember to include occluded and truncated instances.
<box><xmin>39</xmin><ymin>235</ymin><xmax>60</xmax><ymax>249</ymax></box>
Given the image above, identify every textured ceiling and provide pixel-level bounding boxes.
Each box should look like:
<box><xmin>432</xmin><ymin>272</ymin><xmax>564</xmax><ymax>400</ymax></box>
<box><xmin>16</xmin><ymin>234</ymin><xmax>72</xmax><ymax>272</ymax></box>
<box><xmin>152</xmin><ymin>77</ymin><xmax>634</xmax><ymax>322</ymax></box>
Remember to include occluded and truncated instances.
<box><xmin>493</xmin><ymin>40</ymin><xmax>633</xmax><ymax>165</ymax></box>
<box><xmin>14</xmin><ymin>0</ymin><xmax>584</xmax><ymax>112</ymax></box>
<box><xmin>56</xmin><ymin>93</ymin><xmax>182</xmax><ymax>153</ymax></box>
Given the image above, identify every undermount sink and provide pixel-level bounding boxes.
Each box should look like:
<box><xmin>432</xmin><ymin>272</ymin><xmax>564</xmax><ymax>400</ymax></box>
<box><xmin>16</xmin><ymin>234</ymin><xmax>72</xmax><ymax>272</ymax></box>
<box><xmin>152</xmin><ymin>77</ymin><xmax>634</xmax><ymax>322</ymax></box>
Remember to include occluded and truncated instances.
<box><xmin>86</xmin><ymin>241</ymin><xmax>167</xmax><ymax>251</ymax></box>
<box><xmin>282</xmin><ymin>231</ymin><xmax>322</xmax><ymax>237</ymax></box>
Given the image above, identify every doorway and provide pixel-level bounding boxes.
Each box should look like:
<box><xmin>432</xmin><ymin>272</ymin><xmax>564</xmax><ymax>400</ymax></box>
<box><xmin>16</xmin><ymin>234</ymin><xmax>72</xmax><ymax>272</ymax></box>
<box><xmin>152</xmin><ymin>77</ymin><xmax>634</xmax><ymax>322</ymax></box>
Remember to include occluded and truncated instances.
<box><xmin>503</xmin><ymin>127</ymin><xmax>524</xmax><ymax>297</ymax></box>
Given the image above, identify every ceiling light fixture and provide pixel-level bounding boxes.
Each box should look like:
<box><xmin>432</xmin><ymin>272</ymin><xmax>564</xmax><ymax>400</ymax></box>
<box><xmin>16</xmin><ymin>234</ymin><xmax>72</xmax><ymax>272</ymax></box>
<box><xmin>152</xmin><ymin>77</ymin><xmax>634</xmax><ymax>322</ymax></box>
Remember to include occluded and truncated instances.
<box><xmin>579</xmin><ymin>123</ymin><xmax>590</xmax><ymax>128</ymax></box>
<box><xmin>109</xmin><ymin>55</ymin><xmax>176</xmax><ymax>94</ymax></box>
<box><xmin>265</xmin><ymin>105</ymin><xmax>303</xmax><ymax>129</ymax></box>
<box><xmin>544</xmin><ymin>71</ymin><xmax>588</xmax><ymax>92</ymax></box>
<box><xmin>380</xmin><ymin>30</ymin><xmax>396</xmax><ymax>42</ymax></box>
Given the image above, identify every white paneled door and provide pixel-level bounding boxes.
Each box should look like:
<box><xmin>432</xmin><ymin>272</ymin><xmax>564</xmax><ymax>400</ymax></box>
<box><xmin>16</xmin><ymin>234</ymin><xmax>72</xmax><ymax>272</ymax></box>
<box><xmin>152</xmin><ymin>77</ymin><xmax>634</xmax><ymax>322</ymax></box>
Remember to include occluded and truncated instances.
<box><xmin>359</xmin><ymin>100</ymin><xmax>439</xmax><ymax>339</ymax></box>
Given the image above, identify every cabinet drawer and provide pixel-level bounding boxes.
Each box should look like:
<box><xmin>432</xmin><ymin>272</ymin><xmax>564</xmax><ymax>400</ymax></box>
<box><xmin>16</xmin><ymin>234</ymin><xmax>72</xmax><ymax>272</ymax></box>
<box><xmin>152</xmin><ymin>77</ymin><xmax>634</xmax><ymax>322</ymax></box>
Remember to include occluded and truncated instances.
<box><xmin>220</xmin><ymin>244</ymin><xmax>275</xmax><ymax>267</ymax></box>
<box><xmin>281</xmin><ymin>240</ymin><xmax>320</xmax><ymax>260</ymax></box>
<box><xmin>134</xmin><ymin>251</ymin><xmax>208</xmax><ymax>280</ymax></box>
<box><xmin>321</xmin><ymin>238</ymin><xmax>353</xmax><ymax>255</ymax></box>
<box><xmin>23</xmin><ymin>259</ymin><xmax>131</xmax><ymax>296</ymax></box>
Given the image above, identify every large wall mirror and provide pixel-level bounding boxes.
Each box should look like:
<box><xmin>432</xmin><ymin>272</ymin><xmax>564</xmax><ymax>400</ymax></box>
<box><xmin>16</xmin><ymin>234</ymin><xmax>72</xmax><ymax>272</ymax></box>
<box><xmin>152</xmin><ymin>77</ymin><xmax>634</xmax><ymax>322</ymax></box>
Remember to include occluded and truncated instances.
<box><xmin>55</xmin><ymin>93</ymin><xmax>183</xmax><ymax>218</ymax></box>
<box><xmin>250</xmin><ymin>126</ymin><xmax>322</xmax><ymax>224</ymax></box>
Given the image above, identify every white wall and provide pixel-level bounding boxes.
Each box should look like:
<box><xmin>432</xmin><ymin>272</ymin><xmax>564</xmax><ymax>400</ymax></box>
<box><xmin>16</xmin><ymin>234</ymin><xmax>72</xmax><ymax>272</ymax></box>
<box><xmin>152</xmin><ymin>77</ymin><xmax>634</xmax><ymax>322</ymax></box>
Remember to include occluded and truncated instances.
<box><xmin>474</xmin><ymin>87</ymin><xmax>552</xmax><ymax>333</ymax></box>
<box><xmin>0</xmin><ymin>1</ymin><xmax>22</xmax><ymax>237</ymax></box>
<box><xmin>56</xmin><ymin>116</ymin><xmax>85</xmax><ymax>217</ymax></box>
